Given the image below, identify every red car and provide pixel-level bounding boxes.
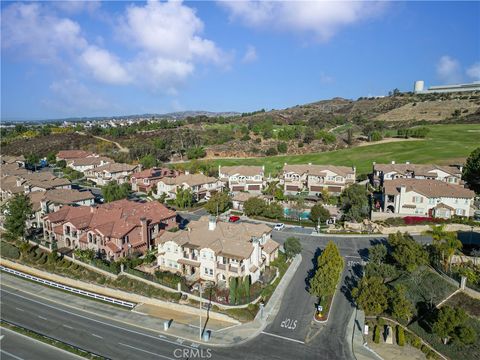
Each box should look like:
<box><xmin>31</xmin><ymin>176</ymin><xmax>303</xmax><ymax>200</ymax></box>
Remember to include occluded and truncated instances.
<box><xmin>229</xmin><ymin>215</ymin><xmax>241</xmax><ymax>223</ymax></box>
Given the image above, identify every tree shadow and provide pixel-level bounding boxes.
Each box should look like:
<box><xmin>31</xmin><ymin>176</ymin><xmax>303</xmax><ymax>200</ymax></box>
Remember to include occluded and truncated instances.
<box><xmin>415</xmin><ymin>301</ymin><xmax>438</xmax><ymax>333</ymax></box>
<box><xmin>341</xmin><ymin>263</ymin><xmax>362</xmax><ymax>305</ymax></box>
<box><xmin>305</xmin><ymin>247</ymin><xmax>322</xmax><ymax>291</ymax></box>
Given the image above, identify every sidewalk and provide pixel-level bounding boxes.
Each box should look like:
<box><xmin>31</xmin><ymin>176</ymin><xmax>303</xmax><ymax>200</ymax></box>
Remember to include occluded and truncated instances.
<box><xmin>349</xmin><ymin>309</ymin><xmax>383</xmax><ymax>360</ymax></box>
<box><xmin>1</xmin><ymin>253</ymin><xmax>302</xmax><ymax>347</ymax></box>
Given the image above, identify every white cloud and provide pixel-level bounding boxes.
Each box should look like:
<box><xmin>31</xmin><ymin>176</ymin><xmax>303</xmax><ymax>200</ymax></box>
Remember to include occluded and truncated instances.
<box><xmin>320</xmin><ymin>72</ymin><xmax>334</xmax><ymax>84</ymax></box>
<box><xmin>220</xmin><ymin>1</ymin><xmax>387</xmax><ymax>41</ymax></box>
<box><xmin>81</xmin><ymin>46</ymin><xmax>131</xmax><ymax>85</ymax></box>
<box><xmin>242</xmin><ymin>45</ymin><xmax>258</xmax><ymax>63</ymax></box>
<box><xmin>43</xmin><ymin>79</ymin><xmax>110</xmax><ymax>115</ymax></box>
<box><xmin>1</xmin><ymin>2</ymin><xmax>87</xmax><ymax>63</ymax></box>
<box><xmin>53</xmin><ymin>1</ymin><xmax>101</xmax><ymax>15</ymax></box>
<box><xmin>466</xmin><ymin>62</ymin><xmax>480</xmax><ymax>80</ymax></box>
<box><xmin>436</xmin><ymin>55</ymin><xmax>462</xmax><ymax>84</ymax></box>
<box><xmin>115</xmin><ymin>0</ymin><xmax>227</xmax><ymax>91</ymax></box>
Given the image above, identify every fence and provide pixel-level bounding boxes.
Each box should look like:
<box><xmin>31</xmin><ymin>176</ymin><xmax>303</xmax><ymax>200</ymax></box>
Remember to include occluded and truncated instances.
<box><xmin>0</xmin><ymin>265</ymin><xmax>135</xmax><ymax>308</ymax></box>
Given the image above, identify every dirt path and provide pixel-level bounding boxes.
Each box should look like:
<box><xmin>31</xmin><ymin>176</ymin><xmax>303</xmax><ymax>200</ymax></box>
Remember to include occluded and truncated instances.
<box><xmin>76</xmin><ymin>132</ymin><xmax>129</xmax><ymax>153</ymax></box>
<box><xmin>356</xmin><ymin>137</ymin><xmax>422</xmax><ymax>147</ymax></box>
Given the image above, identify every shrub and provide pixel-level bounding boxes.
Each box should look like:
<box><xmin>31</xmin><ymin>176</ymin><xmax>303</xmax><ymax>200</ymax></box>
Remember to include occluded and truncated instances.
<box><xmin>373</xmin><ymin>325</ymin><xmax>380</xmax><ymax>343</ymax></box>
<box><xmin>265</xmin><ymin>147</ymin><xmax>278</xmax><ymax>156</ymax></box>
<box><xmin>396</xmin><ymin>326</ymin><xmax>405</xmax><ymax>346</ymax></box>
<box><xmin>1</xmin><ymin>241</ymin><xmax>20</xmax><ymax>259</ymax></box>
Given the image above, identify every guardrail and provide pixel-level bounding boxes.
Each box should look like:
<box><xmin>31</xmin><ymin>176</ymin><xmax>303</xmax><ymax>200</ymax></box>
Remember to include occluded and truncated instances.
<box><xmin>0</xmin><ymin>265</ymin><xmax>136</xmax><ymax>309</ymax></box>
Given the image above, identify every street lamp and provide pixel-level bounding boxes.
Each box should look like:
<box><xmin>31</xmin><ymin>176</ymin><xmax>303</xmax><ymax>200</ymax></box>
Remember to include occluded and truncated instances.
<box><xmin>199</xmin><ymin>283</ymin><xmax>203</xmax><ymax>340</ymax></box>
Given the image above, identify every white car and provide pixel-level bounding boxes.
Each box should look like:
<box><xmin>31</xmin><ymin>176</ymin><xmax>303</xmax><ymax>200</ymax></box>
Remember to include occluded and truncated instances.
<box><xmin>274</xmin><ymin>223</ymin><xmax>285</xmax><ymax>231</ymax></box>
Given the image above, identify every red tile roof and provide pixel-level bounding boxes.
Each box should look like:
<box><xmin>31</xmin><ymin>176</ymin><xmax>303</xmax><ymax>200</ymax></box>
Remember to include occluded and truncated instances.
<box><xmin>57</xmin><ymin>150</ymin><xmax>94</xmax><ymax>160</ymax></box>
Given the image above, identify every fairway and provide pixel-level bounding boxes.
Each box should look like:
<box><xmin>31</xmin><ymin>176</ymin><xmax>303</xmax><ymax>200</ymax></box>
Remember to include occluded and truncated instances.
<box><xmin>202</xmin><ymin>124</ymin><xmax>480</xmax><ymax>175</ymax></box>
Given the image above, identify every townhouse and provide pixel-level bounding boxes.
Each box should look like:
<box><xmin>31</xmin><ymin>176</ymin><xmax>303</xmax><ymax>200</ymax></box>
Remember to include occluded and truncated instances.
<box><xmin>28</xmin><ymin>188</ymin><xmax>95</xmax><ymax>227</ymax></box>
<box><xmin>130</xmin><ymin>167</ymin><xmax>181</xmax><ymax>193</ymax></box>
<box><xmin>281</xmin><ymin>163</ymin><xmax>356</xmax><ymax>196</ymax></box>
<box><xmin>67</xmin><ymin>156</ymin><xmax>113</xmax><ymax>173</ymax></box>
<box><xmin>382</xmin><ymin>179</ymin><xmax>475</xmax><ymax>218</ymax></box>
<box><xmin>85</xmin><ymin>163</ymin><xmax>140</xmax><ymax>186</ymax></box>
<box><xmin>1</xmin><ymin>172</ymin><xmax>71</xmax><ymax>202</ymax></box>
<box><xmin>156</xmin><ymin>173</ymin><xmax>223</xmax><ymax>201</ymax></box>
<box><xmin>56</xmin><ymin>150</ymin><xmax>95</xmax><ymax>162</ymax></box>
<box><xmin>218</xmin><ymin>165</ymin><xmax>265</xmax><ymax>193</ymax></box>
<box><xmin>43</xmin><ymin>199</ymin><xmax>176</xmax><ymax>260</ymax></box>
<box><xmin>0</xmin><ymin>155</ymin><xmax>25</xmax><ymax>167</ymax></box>
<box><xmin>157</xmin><ymin>216</ymin><xmax>279</xmax><ymax>286</ymax></box>
<box><xmin>371</xmin><ymin>161</ymin><xmax>463</xmax><ymax>187</ymax></box>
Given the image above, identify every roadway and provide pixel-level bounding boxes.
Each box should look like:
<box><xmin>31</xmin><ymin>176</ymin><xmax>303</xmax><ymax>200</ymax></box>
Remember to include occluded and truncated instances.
<box><xmin>0</xmin><ymin>327</ymin><xmax>82</xmax><ymax>360</ymax></box>
<box><xmin>0</xmin><ymin>232</ymin><xmax>432</xmax><ymax>360</ymax></box>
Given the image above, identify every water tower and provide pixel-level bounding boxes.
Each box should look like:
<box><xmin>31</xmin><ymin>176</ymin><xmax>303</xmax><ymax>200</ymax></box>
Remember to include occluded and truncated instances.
<box><xmin>414</xmin><ymin>80</ymin><xmax>425</xmax><ymax>93</ymax></box>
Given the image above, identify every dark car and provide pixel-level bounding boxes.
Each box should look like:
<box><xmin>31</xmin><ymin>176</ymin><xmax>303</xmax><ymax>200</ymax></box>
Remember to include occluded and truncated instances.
<box><xmin>229</xmin><ymin>215</ymin><xmax>241</xmax><ymax>223</ymax></box>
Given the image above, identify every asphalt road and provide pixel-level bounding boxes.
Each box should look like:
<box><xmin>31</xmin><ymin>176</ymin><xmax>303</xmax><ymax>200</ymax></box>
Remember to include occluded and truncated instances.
<box><xmin>0</xmin><ymin>327</ymin><xmax>82</xmax><ymax>360</ymax></box>
<box><xmin>0</xmin><ymin>232</ymin><xmax>433</xmax><ymax>360</ymax></box>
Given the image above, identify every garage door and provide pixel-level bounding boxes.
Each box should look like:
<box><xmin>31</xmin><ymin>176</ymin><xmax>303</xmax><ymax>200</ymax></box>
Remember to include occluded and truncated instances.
<box><xmin>248</xmin><ymin>185</ymin><xmax>260</xmax><ymax>191</ymax></box>
<box><xmin>327</xmin><ymin>186</ymin><xmax>342</xmax><ymax>193</ymax></box>
<box><xmin>232</xmin><ymin>186</ymin><xmax>244</xmax><ymax>191</ymax></box>
<box><xmin>286</xmin><ymin>185</ymin><xmax>299</xmax><ymax>191</ymax></box>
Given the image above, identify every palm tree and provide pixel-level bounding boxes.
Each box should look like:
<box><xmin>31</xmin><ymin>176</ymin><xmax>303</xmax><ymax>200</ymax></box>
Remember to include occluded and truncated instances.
<box><xmin>441</xmin><ymin>232</ymin><xmax>462</xmax><ymax>272</ymax></box>
<box><xmin>423</xmin><ymin>225</ymin><xmax>462</xmax><ymax>271</ymax></box>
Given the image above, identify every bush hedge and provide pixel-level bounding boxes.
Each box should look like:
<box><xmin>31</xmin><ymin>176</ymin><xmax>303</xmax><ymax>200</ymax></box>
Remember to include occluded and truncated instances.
<box><xmin>1</xmin><ymin>241</ymin><xmax>20</xmax><ymax>259</ymax></box>
<box><xmin>373</xmin><ymin>325</ymin><xmax>380</xmax><ymax>343</ymax></box>
<box><xmin>396</xmin><ymin>325</ymin><xmax>405</xmax><ymax>346</ymax></box>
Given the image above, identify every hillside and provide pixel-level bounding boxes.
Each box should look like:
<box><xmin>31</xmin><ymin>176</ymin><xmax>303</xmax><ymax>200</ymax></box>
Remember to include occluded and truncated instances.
<box><xmin>1</xmin><ymin>91</ymin><xmax>479</xmax><ymax>163</ymax></box>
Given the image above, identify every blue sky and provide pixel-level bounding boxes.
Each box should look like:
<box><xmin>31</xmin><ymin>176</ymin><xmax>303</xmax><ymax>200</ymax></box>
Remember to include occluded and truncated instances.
<box><xmin>1</xmin><ymin>1</ymin><xmax>479</xmax><ymax>121</ymax></box>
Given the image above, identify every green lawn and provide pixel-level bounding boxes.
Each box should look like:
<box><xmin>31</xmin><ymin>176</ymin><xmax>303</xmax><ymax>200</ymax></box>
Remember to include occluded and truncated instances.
<box><xmin>201</xmin><ymin>124</ymin><xmax>480</xmax><ymax>175</ymax></box>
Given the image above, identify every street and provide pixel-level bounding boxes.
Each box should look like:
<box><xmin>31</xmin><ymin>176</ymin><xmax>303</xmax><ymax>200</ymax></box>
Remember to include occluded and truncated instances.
<box><xmin>0</xmin><ymin>232</ymin><xmax>432</xmax><ymax>360</ymax></box>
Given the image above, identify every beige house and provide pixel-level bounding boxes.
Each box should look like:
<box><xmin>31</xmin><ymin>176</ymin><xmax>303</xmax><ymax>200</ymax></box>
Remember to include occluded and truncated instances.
<box><xmin>67</xmin><ymin>156</ymin><xmax>113</xmax><ymax>173</ymax></box>
<box><xmin>0</xmin><ymin>155</ymin><xmax>25</xmax><ymax>167</ymax></box>
<box><xmin>28</xmin><ymin>189</ymin><xmax>95</xmax><ymax>227</ymax></box>
<box><xmin>383</xmin><ymin>179</ymin><xmax>475</xmax><ymax>218</ymax></box>
<box><xmin>219</xmin><ymin>165</ymin><xmax>265</xmax><ymax>193</ymax></box>
<box><xmin>56</xmin><ymin>150</ymin><xmax>95</xmax><ymax>162</ymax></box>
<box><xmin>156</xmin><ymin>173</ymin><xmax>223</xmax><ymax>201</ymax></box>
<box><xmin>85</xmin><ymin>163</ymin><xmax>140</xmax><ymax>186</ymax></box>
<box><xmin>371</xmin><ymin>161</ymin><xmax>463</xmax><ymax>187</ymax></box>
<box><xmin>1</xmin><ymin>172</ymin><xmax>71</xmax><ymax>202</ymax></box>
<box><xmin>281</xmin><ymin>163</ymin><xmax>356</xmax><ymax>196</ymax></box>
<box><xmin>157</xmin><ymin>216</ymin><xmax>279</xmax><ymax>286</ymax></box>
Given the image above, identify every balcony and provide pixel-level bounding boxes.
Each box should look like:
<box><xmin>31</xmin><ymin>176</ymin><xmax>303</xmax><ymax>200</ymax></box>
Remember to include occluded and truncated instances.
<box><xmin>229</xmin><ymin>266</ymin><xmax>239</xmax><ymax>274</ymax></box>
<box><xmin>217</xmin><ymin>263</ymin><xmax>227</xmax><ymax>270</ymax></box>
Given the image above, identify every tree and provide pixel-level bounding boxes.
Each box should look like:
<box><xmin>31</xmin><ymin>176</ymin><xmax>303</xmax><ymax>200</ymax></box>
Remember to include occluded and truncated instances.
<box><xmin>309</xmin><ymin>241</ymin><xmax>344</xmax><ymax>299</ymax></box>
<box><xmin>263</xmin><ymin>202</ymin><xmax>283</xmax><ymax>219</ymax></box>
<box><xmin>26</xmin><ymin>153</ymin><xmax>40</xmax><ymax>170</ymax></box>
<box><xmin>388</xmin><ymin>232</ymin><xmax>428</xmax><ymax>272</ymax></box>
<box><xmin>390</xmin><ymin>285</ymin><xmax>413</xmax><ymax>322</ymax></box>
<box><xmin>339</xmin><ymin>184</ymin><xmax>370</xmax><ymax>222</ymax></box>
<box><xmin>453</xmin><ymin>325</ymin><xmax>477</xmax><ymax>345</ymax></box>
<box><xmin>229</xmin><ymin>277</ymin><xmax>237</xmax><ymax>305</ymax></box>
<box><xmin>186</xmin><ymin>146</ymin><xmax>206</xmax><ymax>160</ymax></box>
<box><xmin>46</xmin><ymin>152</ymin><xmax>56</xmax><ymax>164</ymax></box>
<box><xmin>351</xmin><ymin>276</ymin><xmax>390</xmax><ymax>316</ymax></box>
<box><xmin>346</xmin><ymin>128</ymin><xmax>354</xmax><ymax>145</ymax></box>
<box><xmin>370</xmin><ymin>131</ymin><xmax>383</xmax><ymax>142</ymax></box>
<box><xmin>364</xmin><ymin>262</ymin><xmax>398</xmax><ymax>283</ymax></box>
<box><xmin>139</xmin><ymin>154</ymin><xmax>157</xmax><ymax>169</ymax></box>
<box><xmin>56</xmin><ymin>159</ymin><xmax>67</xmax><ymax>169</ymax></box>
<box><xmin>204</xmin><ymin>192</ymin><xmax>230</xmax><ymax>215</ymax></box>
<box><xmin>309</xmin><ymin>204</ymin><xmax>330</xmax><ymax>225</ymax></box>
<box><xmin>369</xmin><ymin>244</ymin><xmax>387</xmax><ymax>264</ymax></box>
<box><xmin>102</xmin><ymin>182</ymin><xmax>131</xmax><ymax>203</ymax></box>
<box><xmin>462</xmin><ymin>147</ymin><xmax>480</xmax><ymax>193</ymax></box>
<box><xmin>433</xmin><ymin>306</ymin><xmax>470</xmax><ymax>344</ymax></box>
<box><xmin>244</xmin><ymin>275</ymin><xmax>251</xmax><ymax>302</ymax></box>
<box><xmin>284</xmin><ymin>237</ymin><xmax>302</xmax><ymax>259</ymax></box>
<box><xmin>175</xmin><ymin>186</ymin><xmax>194</xmax><ymax>209</ymax></box>
<box><xmin>274</xmin><ymin>188</ymin><xmax>284</xmax><ymax>201</ymax></box>
<box><xmin>4</xmin><ymin>194</ymin><xmax>33</xmax><ymax>241</ymax></box>
<box><xmin>243</xmin><ymin>197</ymin><xmax>267</xmax><ymax>217</ymax></box>
<box><xmin>277</xmin><ymin>142</ymin><xmax>288</xmax><ymax>153</ymax></box>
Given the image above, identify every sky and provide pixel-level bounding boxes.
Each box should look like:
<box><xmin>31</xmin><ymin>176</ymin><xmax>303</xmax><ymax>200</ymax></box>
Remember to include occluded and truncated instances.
<box><xmin>1</xmin><ymin>0</ymin><xmax>479</xmax><ymax>121</ymax></box>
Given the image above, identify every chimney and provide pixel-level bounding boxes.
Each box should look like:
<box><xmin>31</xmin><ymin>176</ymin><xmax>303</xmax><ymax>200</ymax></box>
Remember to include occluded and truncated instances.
<box><xmin>353</xmin><ymin>166</ymin><xmax>356</xmax><ymax>173</ymax></box>
<box><xmin>308</xmin><ymin>162</ymin><xmax>312</xmax><ymax>165</ymax></box>
<box><xmin>16</xmin><ymin>179</ymin><xmax>22</xmax><ymax>187</ymax></box>
<box><xmin>185</xmin><ymin>170</ymin><xmax>190</xmax><ymax>175</ymax></box>
<box><xmin>284</xmin><ymin>162</ymin><xmax>287</xmax><ymax>166</ymax></box>
<box><xmin>140</xmin><ymin>217</ymin><xmax>149</xmax><ymax>249</ymax></box>
<box><xmin>208</xmin><ymin>215</ymin><xmax>217</xmax><ymax>231</ymax></box>
<box><xmin>391</xmin><ymin>161</ymin><xmax>395</xmax><ymax>165</ymax></box>
<box><xmin>400</xmin><ymin>186</ymin><xmax>406</xmax><ymax>194</ymax></box>
<box><xmin>372</xmin><ymin>161</ymin><xmax>376</xmax><ymax>165</ymax></box>
<box><xmin>406</xmin><ymin>161</ymin><xmax>410</xmax><ymax>165</ymax></box>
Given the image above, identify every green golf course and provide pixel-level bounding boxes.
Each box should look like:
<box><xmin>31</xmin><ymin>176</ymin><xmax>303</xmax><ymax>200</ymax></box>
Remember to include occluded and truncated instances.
<box><xmin>201</xmin><ymin>123</ymin><xmax>480</xmax><ymax>175</ymax></box>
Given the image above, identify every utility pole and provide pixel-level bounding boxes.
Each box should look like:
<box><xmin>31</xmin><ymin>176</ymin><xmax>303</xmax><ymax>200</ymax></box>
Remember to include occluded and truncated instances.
<box><xmin>199</xmin><ymin>284</ymin><xmax>202</xmax><ymax>340</ymax></box>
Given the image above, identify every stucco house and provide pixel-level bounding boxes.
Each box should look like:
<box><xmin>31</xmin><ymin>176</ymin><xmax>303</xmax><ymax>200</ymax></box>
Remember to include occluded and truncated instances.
<box><xmin>281</xmin><ymin>163</ymin><xmax>356</xmax><ymax>196</ymax></box>
<box><xmin>218</xmin><ymin>165</ymin><xmax>265</xmax><ymax>193</ymax></box>
<box><xmin>42</xmin><ymin>199</ymin><xmax>176</xmax><ymax>260</ymax></box>
<box><xmin>382</xmin><ymin>179</ymin><xmax>475</xmax><ymax>218</ymax></box>
<box><xmin>130</xmin><ymin>167</ymin><xmax>181</xmax><ymax>193</ymax></box>
<box><xmin>85</xmin><ymin>163</ymin><xmax>140</xmax><ymax>186</ymax></box>
<box><xmin>156</xmin><ymin>173</ymin><xmax>223</xmax><ymax>201</ymax></box>
<box><xmin>157</xmin><ymin>216</ymin><xmax>279</xmax><ymax>287</ymax></box>
<box><xmin>371</xmin><ymin>161</ymin><xmax>463</xmax><ymax>187</ymax></box>
<box><xmin>67</xmin><ymin>156</ymin><xmax>113</xmax><ymax>173</ymax></box>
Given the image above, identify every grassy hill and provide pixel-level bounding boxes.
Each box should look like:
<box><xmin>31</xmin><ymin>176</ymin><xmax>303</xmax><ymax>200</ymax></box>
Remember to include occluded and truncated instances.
<box><xmin>196</xmin><ymin>123</ymin><xmax>480</xmax><ymax>175</ymax></box>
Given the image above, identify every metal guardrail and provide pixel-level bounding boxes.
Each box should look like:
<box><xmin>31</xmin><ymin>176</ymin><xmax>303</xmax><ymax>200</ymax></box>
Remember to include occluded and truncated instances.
<box><xmin>0</xmin><ymin>265</ymin><xmax>136</xmax><ymax>309</ymax></box>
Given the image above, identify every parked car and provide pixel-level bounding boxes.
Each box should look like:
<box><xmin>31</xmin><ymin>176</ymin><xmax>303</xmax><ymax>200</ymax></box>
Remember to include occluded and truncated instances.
<box><xmin>229</xmin><ymin>215</ymin><xmax>241</xmax><ymax>223</ymax></box>
<box><xmin>274</xmin><ymin>223</ymin><xmax>285</xmax><ymax>231</ymax></box>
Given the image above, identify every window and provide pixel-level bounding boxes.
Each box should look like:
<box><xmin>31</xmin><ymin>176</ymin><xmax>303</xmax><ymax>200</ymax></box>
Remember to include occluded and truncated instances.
<box><xmin>456</xmin><ymin>208</ymin><xmax>464</xmax><ymax>216</ymax></box>
<box><xmin>209</xmin><ymin>269</ymin><xmax>213</xmax><ymax>275</ymax></box>
<box><xmin>204</xmin><ymin>268</ymin><xmax>209</xmax><ymax>275</ymax></box>
<box><xmin>428</xmin><ymin>198</ymin><xmax>435</xmax><ymax>205</ymax></box>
